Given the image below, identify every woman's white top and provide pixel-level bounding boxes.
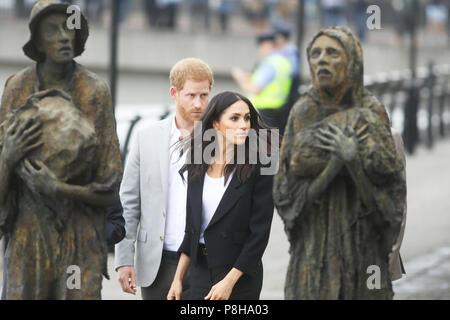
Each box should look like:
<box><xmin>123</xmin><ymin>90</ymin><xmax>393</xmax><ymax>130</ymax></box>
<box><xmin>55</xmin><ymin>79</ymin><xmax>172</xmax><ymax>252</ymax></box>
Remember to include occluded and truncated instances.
<box><xmin>200</xmin><ymin>172</ymin><xmax>234</xmax><ymax>244</ymax></box>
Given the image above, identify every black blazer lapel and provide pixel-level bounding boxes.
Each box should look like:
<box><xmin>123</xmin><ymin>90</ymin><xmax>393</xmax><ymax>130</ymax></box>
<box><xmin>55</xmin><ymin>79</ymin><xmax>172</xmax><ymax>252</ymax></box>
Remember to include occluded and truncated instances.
<box><xmin>206</xmin><ymin>173</ymin><xmax>248</xmax><ymax>230</ymax></box>
<box><xmin>188</xmin><ymin>174</ymin><xmax>204</xmax><ymax>234</ymax></box>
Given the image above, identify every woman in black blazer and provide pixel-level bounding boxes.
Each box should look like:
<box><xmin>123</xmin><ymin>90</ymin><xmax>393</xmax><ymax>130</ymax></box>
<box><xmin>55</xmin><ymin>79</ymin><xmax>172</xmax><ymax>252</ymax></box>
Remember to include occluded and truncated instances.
<box><xmin>167</xmin><ymin>92</ymin><xmax>277</xmax><ymax>300</ymax></box>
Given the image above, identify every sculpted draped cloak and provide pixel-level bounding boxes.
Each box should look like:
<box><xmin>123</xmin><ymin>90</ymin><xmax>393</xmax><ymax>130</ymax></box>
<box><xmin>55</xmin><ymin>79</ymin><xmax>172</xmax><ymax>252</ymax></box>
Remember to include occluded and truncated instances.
<box><xmin>0</xmin><ymin>62</ymin><xmax>123</xmax><ymax>299</ymax></box>
<box><xmin>273</xmin><ymin>28</ymin><xmax>406</xmax><ymax>300</ymax></box>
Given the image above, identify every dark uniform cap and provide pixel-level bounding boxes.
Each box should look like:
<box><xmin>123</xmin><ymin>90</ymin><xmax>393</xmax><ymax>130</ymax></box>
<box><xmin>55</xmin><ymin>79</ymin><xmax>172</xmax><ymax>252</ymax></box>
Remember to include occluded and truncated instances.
<box><xmin>23</xmin><ymin>0</ymin><xmax>89</xmax><ymax>62</ymax></box>
<box><xmin>256</xmin><ymin>32</ymin><xmax>276</xmax><ymax>45</ymax></box>
<box><xmin>273</xmin><ymin>23</ymin><xmax>292</xmax><ymax>39</ymax></box>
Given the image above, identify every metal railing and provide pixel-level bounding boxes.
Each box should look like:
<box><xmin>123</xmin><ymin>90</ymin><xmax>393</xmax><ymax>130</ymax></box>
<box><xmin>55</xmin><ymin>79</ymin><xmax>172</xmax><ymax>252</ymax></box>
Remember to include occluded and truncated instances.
<box><xmin>117</xmin><ymin>104</ymin><xmax>173</xmax><ymax>165</ymax></box>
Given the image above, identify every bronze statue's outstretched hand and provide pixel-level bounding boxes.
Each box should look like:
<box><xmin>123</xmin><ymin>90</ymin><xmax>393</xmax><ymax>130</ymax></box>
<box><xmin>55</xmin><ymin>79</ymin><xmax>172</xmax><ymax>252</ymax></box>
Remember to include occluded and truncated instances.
<box><xmin>314</xmin><ymin>123</ymin><xmax>369</xmax><ymax>163</ymax></box>
<box><xmin>1</xmin><ymin>117</ymin><xmax>42</xmax><ymax>169</ymax></box>
<box><xmin>18</xmin><ymin>159</ymin><xmax>58</xmax><ymax>197</ymax></box>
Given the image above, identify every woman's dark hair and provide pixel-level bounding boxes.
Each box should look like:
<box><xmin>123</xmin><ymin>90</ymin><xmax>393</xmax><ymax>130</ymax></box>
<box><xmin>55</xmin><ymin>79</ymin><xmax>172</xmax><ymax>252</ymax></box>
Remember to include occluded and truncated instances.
<box><xmin>178</xmin><ymin>91</ymin><xmax>278</xmax><ymax>185</ymax></box>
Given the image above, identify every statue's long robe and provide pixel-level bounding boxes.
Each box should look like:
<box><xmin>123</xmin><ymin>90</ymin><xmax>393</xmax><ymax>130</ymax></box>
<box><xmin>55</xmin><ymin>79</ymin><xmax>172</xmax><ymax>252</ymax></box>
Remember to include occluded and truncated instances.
<box><xmin>273</xmin><ymin>27</ymin><xmax>406</xmax><ymax>300</ymax></box>
<box><xmin>0</xmin><ymin>62</ymin><xmax>123</xmax><ymax>300</ymax></box>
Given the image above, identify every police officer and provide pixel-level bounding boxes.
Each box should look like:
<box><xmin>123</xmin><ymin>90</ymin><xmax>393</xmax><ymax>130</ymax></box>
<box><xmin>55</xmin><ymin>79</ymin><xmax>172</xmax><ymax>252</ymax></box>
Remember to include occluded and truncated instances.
<box><xmin>232</xmin><ymin>32</ymin><xmax>292</xmax><ymax>134</ymax></box>
<box><xmin>273</xmin><ymin>23</ymin><xmax>301</xmax><ymax>134</ymax></box>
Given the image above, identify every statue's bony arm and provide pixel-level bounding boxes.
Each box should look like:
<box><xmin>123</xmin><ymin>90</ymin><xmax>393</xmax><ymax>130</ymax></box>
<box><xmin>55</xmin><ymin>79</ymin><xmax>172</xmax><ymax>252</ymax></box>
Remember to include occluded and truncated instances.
<box><xmin>344</xmin><ymin>156</ymin><xmax>375</xmax><ymax>208</ymax></box>
<box><xmin>0</xmin><ymin>117</ymin><xmax>43</xmax><ymax>204</ymax></box>
<box><xmin>339</xmin><ymin>123</ymin><xmax>376</xmax><ymax>209</ymax></box>
<box><xmin>306</xmin><ymin>154</ymin><xmax>344</xmax><ymax>204</ymax></box>
<box><xmin>56</xmin><ymin>180</ymin><xmax>118</xmax><ymax>207</ymax></box>
<box><xmin>312</xmin><ymin>122</ymin><xmax>374</xmax><ymax>207</ymax></box>
<box><xmin>18</xmin><ymin>158</ymin><xmax>118</xmax><ymax>207</ymax></box>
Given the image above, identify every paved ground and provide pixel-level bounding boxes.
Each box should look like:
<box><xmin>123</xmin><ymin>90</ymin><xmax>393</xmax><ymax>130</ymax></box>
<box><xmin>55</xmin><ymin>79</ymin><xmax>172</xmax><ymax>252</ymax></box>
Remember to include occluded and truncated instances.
<box><xmin>394</xmin><ymin>246</ymin><xmax>450</xmax><ymax>300</ymax></box>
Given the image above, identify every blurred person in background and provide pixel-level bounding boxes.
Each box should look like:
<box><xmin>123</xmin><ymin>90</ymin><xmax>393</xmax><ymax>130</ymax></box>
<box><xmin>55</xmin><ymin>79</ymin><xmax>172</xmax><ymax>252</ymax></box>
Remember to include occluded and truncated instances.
<box><xmin>447</xmin><ymin>0</ymin><xmax>450</xmax><ymax>45</ymax></box>
<box><xmin>212</xmin><ymin>0</ymin><xmax>234</xmax><ymax>33</ymax></box>
<box><xmin>84</xmin><ymin>0</ymin><xmax>104</xmax><ymax>24</ymax></box>
<box><xmin>14</xmin><ymin>0</ymin><xmax>30</xmax><ymax>19</ymax></box>
<box><xmin>321</xmin><ymin>0</ymin><xmax>348</xmax><ymax>27</ymax></box>
<box><xmin>242</xmin><ymin>0</ymin><xmax>271</xmax><ymax>31</ymax></box>
<box><xmin>232</xmin><ymin>32</ymin><xmax>292</xmax><ymax>134</ymax></box>
<box><xmin>268</xmin><ymin>0</ymin><xmax>297</xmax><ymax>27</ymax></box>
<box><xmin>350</xmin><ymin>0</ymin><xmax>370</xmax><ymax>43</ymax></box>
<box><xmin>144</xmin><ymin>0</ymin><xmax>160</xmax><ymax>28</ymax></box>
<box><xmin>144</xmin><ymin>0</ymin><xmax>183</xmax><ymax>30</ymax></box>
<box><xmin>447</xmin><ymin>0</ymin><xmax>450</xmax><ymax>44</ymax></box>
<box><xmin>392</xmin><ymin>0</ymin><xmax>418</xmax><ymax>46</ymax></box>
<box><xmin>61</xmin><ymin>0</ymin><xmax>103</xmax><ymax>23</ymax></box>
<box><xmin>273</xmin><ymin>23</ymin><xmax>301</xmax><ymax>133</ymax></box>
<box><xmin>392</xmin><ymin>0</ymin><xmax>407</xmax><ymax>45</ymax></box>
<box><xmin>118</xmin><ymin>0</ymin><xmax>130</xmax><ymax>24</ymax></box>
<box><xmin>190</xmin><ymin>0</ymin><xmax>211</xmax><ymax>32</ymax></box>
<box><xmin>426</xmin><ymin>0</ymin><xmax>448</xmax><ymax>42</ymax></box>
<box><xmin>157</xmin><ymin>0</ymin><xmax>181</xmax><ymax>30</ymax></box>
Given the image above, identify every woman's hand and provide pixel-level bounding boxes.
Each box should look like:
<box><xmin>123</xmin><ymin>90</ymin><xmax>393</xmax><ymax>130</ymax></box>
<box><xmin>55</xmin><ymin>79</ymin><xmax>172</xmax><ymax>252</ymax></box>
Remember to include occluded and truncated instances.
<box><xmin>18</xmin><ymin>159</ymin><xmax>59</xmax><ymax>197</ymax></box>
<box><xmin>167</xmin><ymin>253</ymin><xmax>191</xmax><ymax>300</ymax></box>
<box><xmin>1</xmin><ymin>117</ymin><xmax>42</xmax><ymax>169</ymax></box>
<box><xmin>205</xmin><ymin>268</ymin><xmax>243</xmax><ymax>301</ymax></box>
<box><xmin>204</xmin><ymin>277</ymin><xmax>234</xmax><ymax>301</ymax></box>
<box><xmin>167</xmin><ymin>279</ymin><xmax>183</xmax><ymax>300</ymax></box>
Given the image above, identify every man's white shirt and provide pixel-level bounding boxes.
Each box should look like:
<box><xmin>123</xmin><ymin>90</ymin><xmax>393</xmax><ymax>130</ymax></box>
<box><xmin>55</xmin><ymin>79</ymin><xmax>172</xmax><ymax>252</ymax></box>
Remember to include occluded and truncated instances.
<box><xmin>163</xmin><ymin>116</ymin><xmax>188</xmax><ymax>252</ymax></box>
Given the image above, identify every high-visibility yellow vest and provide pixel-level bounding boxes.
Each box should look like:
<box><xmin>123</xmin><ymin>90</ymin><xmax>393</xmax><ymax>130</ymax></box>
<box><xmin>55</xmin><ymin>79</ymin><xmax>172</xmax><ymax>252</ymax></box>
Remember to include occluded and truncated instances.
<box><xmin>250</xmin><ymin>54</ymin><xmax>292</xmax><ymax>110</ymax></box>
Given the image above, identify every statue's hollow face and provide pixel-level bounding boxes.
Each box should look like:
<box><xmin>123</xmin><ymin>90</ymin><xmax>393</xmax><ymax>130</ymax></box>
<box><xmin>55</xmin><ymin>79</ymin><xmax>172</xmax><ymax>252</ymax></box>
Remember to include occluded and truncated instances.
<box><xmin>309</xmin><ymin>35</ymin><xmax>349</xmax><ymax>91</ymax></box>
<box><xmin>37</xmin><ymin>13</ymin><xmax>76</xmax><ymax>64</ymax></box>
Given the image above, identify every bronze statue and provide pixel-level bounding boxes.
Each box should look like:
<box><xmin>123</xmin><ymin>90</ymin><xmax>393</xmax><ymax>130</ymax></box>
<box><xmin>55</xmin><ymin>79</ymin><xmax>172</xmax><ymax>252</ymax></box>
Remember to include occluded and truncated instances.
<box><xmin>273</xmin><ymin>27</ymin><xmax>406</xmax><ymax>300</ymax></box>
<box><xmin>0</xmin><ymin>0</ymin><xmax>122</xmax><ymax>299</ymax></box>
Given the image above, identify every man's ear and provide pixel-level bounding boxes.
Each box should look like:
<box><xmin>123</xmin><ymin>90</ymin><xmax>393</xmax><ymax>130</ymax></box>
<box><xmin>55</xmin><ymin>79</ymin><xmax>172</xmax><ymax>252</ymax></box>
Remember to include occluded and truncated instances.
<box><xmin>170</xmin><ymin>87</ymin><xmax>177</xmax><ymax>100</ymax></box>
